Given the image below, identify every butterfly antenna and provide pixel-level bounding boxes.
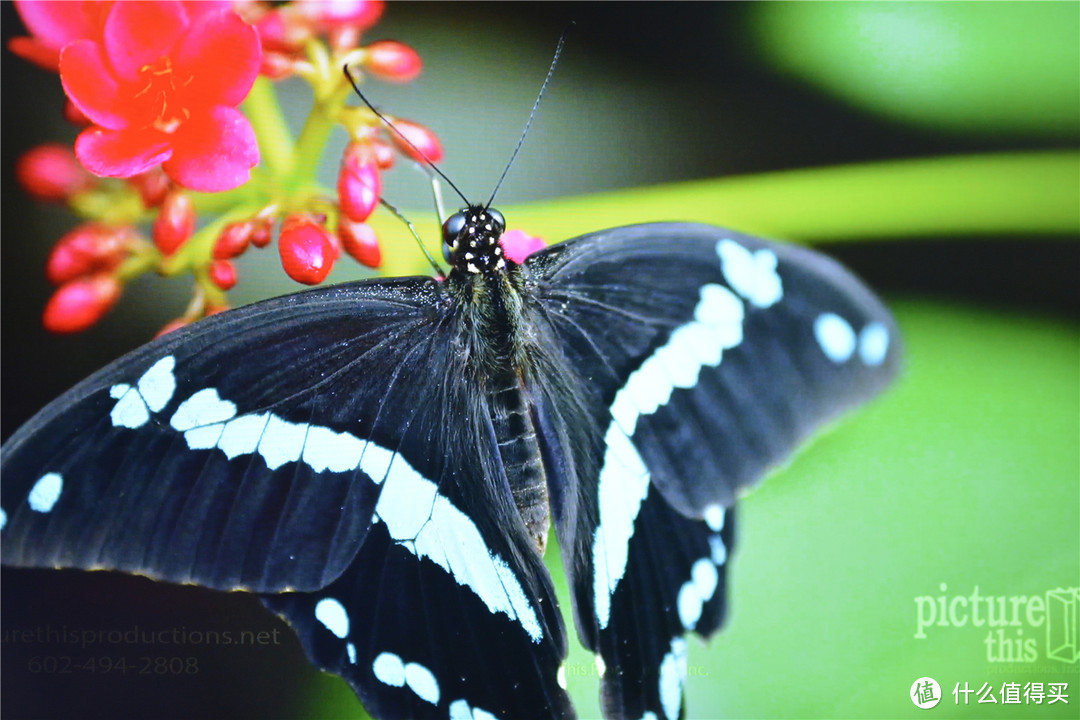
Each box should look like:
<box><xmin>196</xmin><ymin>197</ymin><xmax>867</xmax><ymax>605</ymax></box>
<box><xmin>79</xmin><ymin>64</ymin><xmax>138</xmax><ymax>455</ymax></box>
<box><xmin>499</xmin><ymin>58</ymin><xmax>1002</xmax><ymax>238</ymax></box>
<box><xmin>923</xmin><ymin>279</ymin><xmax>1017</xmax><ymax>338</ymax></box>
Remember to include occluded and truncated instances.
<box><xmin>343</xmin><ymin>65</ymin><xmax>470</xmax><ymax>206</ymax></box>
<box><xmin>378</xmin><ymin>197</ymin><xmax>444</xmax><ymax>279</ymax></box>
<box><xmin>486</xmin><ymin>23</ymin><xmax>574</xmax><ymax>209</ymax></box>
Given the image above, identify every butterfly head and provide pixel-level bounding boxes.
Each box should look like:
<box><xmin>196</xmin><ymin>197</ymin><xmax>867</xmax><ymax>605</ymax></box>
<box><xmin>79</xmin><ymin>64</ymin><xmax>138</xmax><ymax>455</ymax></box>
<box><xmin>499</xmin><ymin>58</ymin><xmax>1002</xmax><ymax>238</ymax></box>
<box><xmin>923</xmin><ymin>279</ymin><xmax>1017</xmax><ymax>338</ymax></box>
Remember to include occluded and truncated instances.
<box><xmin>442</xmin><ymin>205</ymin><xmax>508</xmax><ymax>275</ymax></box>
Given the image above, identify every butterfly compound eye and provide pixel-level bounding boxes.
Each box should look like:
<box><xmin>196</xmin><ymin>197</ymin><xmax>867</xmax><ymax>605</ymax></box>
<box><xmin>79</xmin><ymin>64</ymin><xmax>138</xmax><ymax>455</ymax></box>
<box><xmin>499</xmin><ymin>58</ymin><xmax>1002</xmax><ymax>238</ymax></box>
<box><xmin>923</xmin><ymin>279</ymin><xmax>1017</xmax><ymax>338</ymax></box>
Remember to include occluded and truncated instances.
<box><xmin>486</xmin><ymin>208</ymin><xmax>506</xmax><ymax>233</ymax></box>
<box><xmin>442</xmin><ymin>210</ymin><xmax>468</xmax><ymax>262</ymax></box>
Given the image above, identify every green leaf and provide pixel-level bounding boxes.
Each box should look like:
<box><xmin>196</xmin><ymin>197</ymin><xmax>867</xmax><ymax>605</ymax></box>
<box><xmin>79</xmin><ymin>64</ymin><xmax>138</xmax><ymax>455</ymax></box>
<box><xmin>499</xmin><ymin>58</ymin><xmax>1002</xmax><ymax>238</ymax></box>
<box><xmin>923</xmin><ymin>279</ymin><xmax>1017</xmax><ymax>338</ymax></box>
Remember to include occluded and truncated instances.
<box><xmin>747</xmin><ymin>2</ymin><xmax>1080</xmax><ymax>137</ymax></box>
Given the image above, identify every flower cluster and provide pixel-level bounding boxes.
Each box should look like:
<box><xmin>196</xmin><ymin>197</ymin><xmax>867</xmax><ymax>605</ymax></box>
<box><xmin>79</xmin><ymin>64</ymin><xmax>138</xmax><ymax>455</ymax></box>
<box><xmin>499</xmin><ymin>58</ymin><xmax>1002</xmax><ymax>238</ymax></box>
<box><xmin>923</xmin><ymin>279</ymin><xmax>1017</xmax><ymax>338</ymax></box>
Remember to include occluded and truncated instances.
<box><xmin>10</xmin><ymin>0</ymin><xmax>448</xmax><ymax>334</ymax></box>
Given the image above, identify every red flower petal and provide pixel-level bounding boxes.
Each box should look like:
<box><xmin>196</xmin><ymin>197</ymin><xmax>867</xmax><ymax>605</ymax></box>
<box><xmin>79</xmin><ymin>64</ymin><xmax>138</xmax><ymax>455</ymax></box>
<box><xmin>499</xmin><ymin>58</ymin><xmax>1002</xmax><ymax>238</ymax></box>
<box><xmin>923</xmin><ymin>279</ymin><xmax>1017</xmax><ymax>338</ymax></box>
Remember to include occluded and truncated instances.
<box><xmin>182</xmin><ymin>1</ymin><xmax>233</xmax><ymax>20</ymax></box>
<box><xmin>8</xmin><ymin>36</ymin><xmax>61</xmax><ymax>72</ymax></box>
<box><xmin>14</xmin><ymin>0</ymin><xmax>106</xmax><ymax>52</ymax></box>
<box><xmin>59</xmin><ymin>40</ymin><xmax>127</xmax><ymax>130</ymax></box>
<box><xmin>163</xmin><ymin>105</ymin><xmax>259</xmax><ymax>192</ymax></box>
<box><xmin>102</xmin><ymin>0</ymin><xmax>189</xmax><ymax>82</ymax></box>
<box><xmin>75</xmin><ymin>126</ymin><xmax>173</xmax><ymax>179</ymax></box>
<box><xmin>173</xmin><ymin>9</ymin><xmax>262</xmax><ymax>108</ymax></box>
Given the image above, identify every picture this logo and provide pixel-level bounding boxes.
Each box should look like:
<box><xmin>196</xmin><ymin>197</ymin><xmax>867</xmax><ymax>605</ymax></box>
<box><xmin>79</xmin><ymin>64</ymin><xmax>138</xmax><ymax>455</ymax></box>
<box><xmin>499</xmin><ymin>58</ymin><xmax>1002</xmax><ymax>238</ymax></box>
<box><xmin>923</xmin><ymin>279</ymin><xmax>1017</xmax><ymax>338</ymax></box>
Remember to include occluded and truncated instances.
<box><xmin>914</xmin><ymin>583</ymin><xmax>1079</xmax><ymax>663</ymax></box>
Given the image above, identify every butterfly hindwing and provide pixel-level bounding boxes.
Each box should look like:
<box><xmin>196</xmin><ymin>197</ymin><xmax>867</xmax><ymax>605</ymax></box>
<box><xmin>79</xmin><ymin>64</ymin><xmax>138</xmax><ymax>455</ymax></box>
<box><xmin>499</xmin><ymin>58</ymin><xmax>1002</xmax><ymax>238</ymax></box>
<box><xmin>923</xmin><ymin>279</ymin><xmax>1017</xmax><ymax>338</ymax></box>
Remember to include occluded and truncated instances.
<box><xmin>1</xmin><ymin>277</ymin><xmax>573</xmax><ymax>719</ymax></box>
<box><xmin>523</xmin><ymin>223</ymin><xmax>900</xmax><ymax>719</ymax></box>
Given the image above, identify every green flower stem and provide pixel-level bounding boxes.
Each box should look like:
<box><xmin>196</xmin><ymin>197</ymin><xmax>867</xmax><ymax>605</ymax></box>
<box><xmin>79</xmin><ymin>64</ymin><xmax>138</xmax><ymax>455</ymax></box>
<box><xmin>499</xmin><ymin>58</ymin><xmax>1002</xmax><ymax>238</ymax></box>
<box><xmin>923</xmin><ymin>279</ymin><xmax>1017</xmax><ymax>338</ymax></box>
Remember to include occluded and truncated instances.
<box><xmin>289</xmin><ymin>88</ymin><xmax>349</xmax><ymax>195</ymax></box>
<box><xmin>243</xmin><ymin>76</ymin><xmax>296</xmax><ymax>180</ymax></box>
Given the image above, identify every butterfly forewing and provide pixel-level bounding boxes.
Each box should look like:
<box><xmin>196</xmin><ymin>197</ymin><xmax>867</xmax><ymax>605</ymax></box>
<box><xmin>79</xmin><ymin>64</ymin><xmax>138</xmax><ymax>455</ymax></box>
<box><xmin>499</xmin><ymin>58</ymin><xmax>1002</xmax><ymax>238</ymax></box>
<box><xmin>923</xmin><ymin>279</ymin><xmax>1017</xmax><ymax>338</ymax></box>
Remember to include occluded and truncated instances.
<box><xmin>523</xmin><ymin>223</ymin><xmax>900</xmax><ymax>719</ymax></box>
<box><xmin>1</xmin><ymin>277</ymin><xmax>573</xmax><ymax>718</ymax></box>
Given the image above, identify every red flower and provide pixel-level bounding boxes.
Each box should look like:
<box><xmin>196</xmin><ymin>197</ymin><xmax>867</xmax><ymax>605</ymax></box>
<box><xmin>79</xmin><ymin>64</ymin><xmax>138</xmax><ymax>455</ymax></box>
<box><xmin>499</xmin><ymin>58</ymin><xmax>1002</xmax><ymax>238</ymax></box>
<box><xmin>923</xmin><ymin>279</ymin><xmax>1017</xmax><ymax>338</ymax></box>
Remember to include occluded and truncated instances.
<box><xmin>58</xmin><ymin>2</ymin><xmax>262</xmax><ymax>192</ymax></box>
<box><xmin>279</xmin><ymin>215</ymin><xmax>336</xmax><ymax>284</ymax></box>
<box><xmin>500</xmin><ymin>229</ymin><xmax>547</xmax><ymax>264</ymax></box>
<box><xmin>10</xmin><ymin>1</ymin><xmax>232</xmax><ymax>71</ymax></box>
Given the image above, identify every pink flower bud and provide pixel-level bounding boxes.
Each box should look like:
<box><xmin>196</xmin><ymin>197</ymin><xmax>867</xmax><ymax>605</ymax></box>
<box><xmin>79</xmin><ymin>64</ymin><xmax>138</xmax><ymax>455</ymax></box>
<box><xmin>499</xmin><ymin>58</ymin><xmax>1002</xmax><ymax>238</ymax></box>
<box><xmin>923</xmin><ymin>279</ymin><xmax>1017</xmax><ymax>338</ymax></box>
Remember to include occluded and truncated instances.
<box><xmin>254</xmin><ymin>8</ymin><xmax>313</xmax><ymax>53</ymax></box>
<box><xmin>214</xmin><ymin>222</ymin><xmax>254</xmax><ymax>259</ymax></box>
<box><xmin>16</xmin><ymin>143</ymin><xmax>95</xmax><ymax>202</ymax></box>
<box><xmin>499</xmin><ymin>229</ymin><xmax>547</xmax><ymax>264</ymax></box>
<box><xmin>46</xmin><ymin>223</ymin><xmax>131</xmax><ymax>285</ymax></box>
<box><xmin>296</xmin><ymin>0</ymin><xmax>383</xmax><ymax>31</ymax></box>
<box><xmin>338</xmin><ymin>217</ymin><xmax>381</xmax><ymax>268</ymax></box>
<box><xmin>127</xmin><ymin>168</ymin><xmax>172</xmax><ymax>208</ymax></box>
<box><xmin>209</xmin><ymin>259</ymin><xmax>238</xmax><ymax>290</ymax></box>
<box><xmin>363</xmin><ymin>41</ymin><xmax>422</xmax><ymax>83</ymax></box>
<box><xmin>261</xmin><ymin>51</ymin><xmax>297</xmax><ymax>79</ymax></box>
<box><xmin>153</xmin><ymin>192</ymin><xmax>196</xmax><ymax>255</ymax></box>
<box><xmin>387</xmin><ymin>119</ymin><xmax>444</xmax><ymax>164</ymax></box>
<box><xmin>250</xmin><ymin>217</ymin><xmax>275</xmax><ymax>248</ymax></box>
<box><xmin>43</xmin><ymin>274</ymin><xmax>121</xmax><ymax>334</ymax></box>
<box><xmin>279</xmin><ymin>214</ymin><xmax>336</xmax><ymax>284</ymax></box>
<box><xmin>370</xmin><ymin>137</ymin><xmax>395</xmax><ymax>169</ymax></box>
<box><xmin>338</xmin><ymin>143</ymin><xmax>382</xmax><ymax>222</ymax></box>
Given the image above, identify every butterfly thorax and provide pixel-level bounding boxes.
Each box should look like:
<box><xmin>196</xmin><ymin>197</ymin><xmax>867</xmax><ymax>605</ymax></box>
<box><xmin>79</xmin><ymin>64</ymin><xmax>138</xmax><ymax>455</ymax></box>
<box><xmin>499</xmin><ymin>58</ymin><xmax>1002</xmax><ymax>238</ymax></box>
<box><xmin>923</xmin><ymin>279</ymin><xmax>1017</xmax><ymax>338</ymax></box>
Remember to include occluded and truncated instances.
<box><xmin>444</xmin><ymin>205</ymin><xmax>551</xmax><ymax>553</ymax></box>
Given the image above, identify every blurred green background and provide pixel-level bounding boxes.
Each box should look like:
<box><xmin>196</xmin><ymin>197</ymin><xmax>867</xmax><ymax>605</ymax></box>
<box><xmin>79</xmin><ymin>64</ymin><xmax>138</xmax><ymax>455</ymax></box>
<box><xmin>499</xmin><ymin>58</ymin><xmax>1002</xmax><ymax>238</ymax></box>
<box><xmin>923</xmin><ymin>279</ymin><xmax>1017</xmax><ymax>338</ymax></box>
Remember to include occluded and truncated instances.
<box><xmin>2</xmin><ymin>2</ymin><xmax>1077</xmax><ymax>719</ymax></box>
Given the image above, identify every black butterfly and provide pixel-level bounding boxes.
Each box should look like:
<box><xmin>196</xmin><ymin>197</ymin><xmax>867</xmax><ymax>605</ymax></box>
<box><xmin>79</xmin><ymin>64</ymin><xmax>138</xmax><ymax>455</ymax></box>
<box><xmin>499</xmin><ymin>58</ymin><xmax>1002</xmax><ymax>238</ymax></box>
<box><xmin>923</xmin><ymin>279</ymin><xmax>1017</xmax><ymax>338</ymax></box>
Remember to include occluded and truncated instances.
<box><xmin>1</xmin><ymin>200</ymin><xmax>899</xmax><ymax>718</ymax></box>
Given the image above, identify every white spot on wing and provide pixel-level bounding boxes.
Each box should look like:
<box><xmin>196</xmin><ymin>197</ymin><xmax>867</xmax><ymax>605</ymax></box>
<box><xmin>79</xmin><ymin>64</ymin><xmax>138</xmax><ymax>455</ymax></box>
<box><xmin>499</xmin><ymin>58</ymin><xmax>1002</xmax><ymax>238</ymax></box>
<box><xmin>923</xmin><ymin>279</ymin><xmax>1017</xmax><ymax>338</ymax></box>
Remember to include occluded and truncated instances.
<box><xmin>858</xmin><ymin>321</ymin><xmax>889</xmax><ymax>366</ymax></box>
<box><xmin>814</xmin><ymin>313</ymin><xmax>856</xmax><ymax>363</ymax></box>
<box><xmin>677</xmin><ymin>558</ymin><xmax>720</xmax><ymax>630</ymax></box>
<box><xmin>314</xmin><ymin>597</ymin><xmax>350</xmax><ymax>639</ymax></box>
<box><xmin>257</xmin><ymin>415</ymin><xmax>308</xmax><ymax>470</ymax></box>
<box><xmin>346</xmin><ymin>642</ymin><xmax>357</xmax><ymax>664</ymax></box>
<box><xmin>28</xmin><ymin>473</ymin><xmax>63</xmax><ymax>513</ymax></box>
<box><xmin>170</xmin><ymin>388</ymin><xmax>237</xmax><ymax>431</ymax></box>
<box><xmin>137</xmin><ymin>356</ymin><xmax>176</xmax><ymax>412</ymax></box>
<box><xmin>109</xmin><ymin>356</ymin><xmax>177</xmax><ymax>428</ymax></box>
<box><xmin>703</xmin><ymin>504</ymin><xmax>725</xmax><ymax>532</ymax></box>
<box><xmin>659</xmin><ymin>638</ymin><xmax>688</xmax><ymax>720</ymax></box>
<box><xmin>557</xmin><ymin>663</ymin><xmax>567</xmax><ymax>689</ymax></box>
<box><xmin>709</xmin><ymin>535</ymin><xmax>728</xmax><ymax>565</ymax></box>
<box><xmin>373</xmin><ymin>652</ymin><xmax>405</xmax><ymax>686</ymax></box>
<box><xmin>302</xmin><ymin>425</ymin><xmax>366</xmax><ymax>473</ymax></box>
<box><xmin>450</xmin><ymin>700</ymin><xmax>497</xmax><ymax>720</ymax></box>
<box><xmin>0</xmin><ymin>507</ymin><xmax>7</xmax><ymax>530</ymax></box>
<box><xmin>183</xmin><ymin>423</ymin><xmax>226</xmax><ymax>449</ymax></box>
<box><xmin>109</xmin><ymin>385</ymin><xmax>149</xmax><ymax>428</ymax></box>
<box><xmin>217</xmin><ymin>413</ymin><xmax>270</xmax><ymax>459</ymax></box>
<box><xmin>716</xmin><ymin>239</ymin><xmax>782</xmax><ymax>308</ymax></box>
<box><xmin>404</xmin><ymin>662</ymin><xmax>440</xmax><ymax>705</ymax></box>
<box><xmin>449</xmin><ymin>700</ymin><xmax>471</xmax><ymax>720</ymax></box>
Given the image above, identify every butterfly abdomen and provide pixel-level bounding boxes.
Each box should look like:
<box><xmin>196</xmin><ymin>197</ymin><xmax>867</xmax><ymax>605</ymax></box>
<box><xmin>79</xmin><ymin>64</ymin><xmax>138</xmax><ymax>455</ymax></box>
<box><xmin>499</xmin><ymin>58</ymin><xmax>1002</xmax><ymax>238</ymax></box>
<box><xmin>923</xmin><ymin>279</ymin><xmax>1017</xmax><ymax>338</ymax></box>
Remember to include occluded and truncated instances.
<box><xmin>489</xmin><ymin>374</ymin><xmax>551</xmax><ymax>554</ymax></box>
